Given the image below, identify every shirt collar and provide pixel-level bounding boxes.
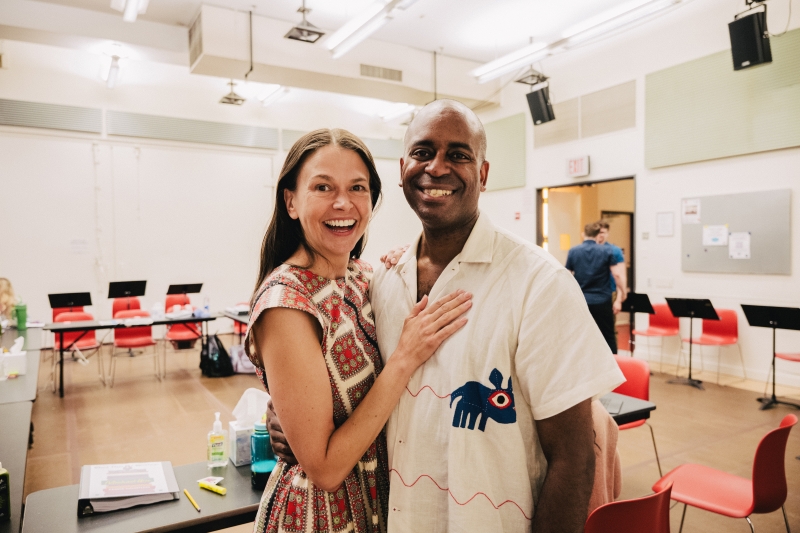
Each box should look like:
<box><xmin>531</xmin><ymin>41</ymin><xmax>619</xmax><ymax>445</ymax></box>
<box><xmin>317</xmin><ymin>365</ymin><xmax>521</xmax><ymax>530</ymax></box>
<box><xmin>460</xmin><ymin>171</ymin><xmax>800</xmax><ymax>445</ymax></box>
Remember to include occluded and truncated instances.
<box><xmin>396</xmin><ymin>211</ymin><xmax>494</xmax><ymax>268</ymax></box>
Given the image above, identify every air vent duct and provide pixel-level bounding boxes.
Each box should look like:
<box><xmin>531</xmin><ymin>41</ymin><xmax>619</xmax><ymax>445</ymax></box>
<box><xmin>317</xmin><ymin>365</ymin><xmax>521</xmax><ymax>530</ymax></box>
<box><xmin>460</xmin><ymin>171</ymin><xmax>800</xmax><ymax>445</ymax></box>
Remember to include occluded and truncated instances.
<box><xmin>360</xmin><ymin>64</ymin><xmax>402</xmax><ymax>82</ymax></box>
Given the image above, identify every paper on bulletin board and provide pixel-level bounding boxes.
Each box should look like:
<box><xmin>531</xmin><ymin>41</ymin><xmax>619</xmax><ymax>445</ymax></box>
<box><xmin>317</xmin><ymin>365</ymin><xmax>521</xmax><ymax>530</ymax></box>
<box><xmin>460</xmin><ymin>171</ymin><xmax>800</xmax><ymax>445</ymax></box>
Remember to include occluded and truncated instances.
<box><xmin>682</xmin><ymin>199</ymin><xmax>701</xmax><ymax>224</ymax></box>
<box><xmin>729</xmin><ymin>232</ymin><xmax>751</xmax><ymax>259</ymax></box>
<box><xmin>702</xmin><ymin>224</ymin><xmax>728</xmax><ymax>246</ymax></box>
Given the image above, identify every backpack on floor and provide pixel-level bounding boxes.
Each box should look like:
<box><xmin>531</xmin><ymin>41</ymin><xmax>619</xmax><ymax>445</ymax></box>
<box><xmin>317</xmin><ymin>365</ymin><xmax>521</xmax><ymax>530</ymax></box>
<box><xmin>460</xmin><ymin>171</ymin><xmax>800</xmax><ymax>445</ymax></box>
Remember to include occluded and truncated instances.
<box><xmin>200</xmin><ymin>334</ymin><xmax>234</xmax><ymax>377</ymax></box>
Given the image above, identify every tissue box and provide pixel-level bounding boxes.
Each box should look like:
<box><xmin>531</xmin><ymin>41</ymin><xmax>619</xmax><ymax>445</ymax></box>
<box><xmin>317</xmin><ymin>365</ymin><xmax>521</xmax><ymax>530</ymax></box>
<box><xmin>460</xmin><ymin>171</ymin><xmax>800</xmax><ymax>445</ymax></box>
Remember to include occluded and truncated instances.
<box><xmin>3</xmin><ymin>352</ymin><xmax>27</xmax><ymax>377</ymax></box>
<box><xmin>229</xmin><ymin>421</ymin><xmax>254</xmax><ymax>466</ymax></box>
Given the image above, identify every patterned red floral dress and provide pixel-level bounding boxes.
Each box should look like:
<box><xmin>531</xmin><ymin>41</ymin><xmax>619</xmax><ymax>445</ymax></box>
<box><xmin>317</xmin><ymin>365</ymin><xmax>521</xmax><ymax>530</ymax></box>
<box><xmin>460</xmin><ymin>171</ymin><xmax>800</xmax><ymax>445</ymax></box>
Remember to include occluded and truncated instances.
<box><xmin>245</xmin><ymin>260</ymin><xmax>389</xmax><ymax>533</ymax></box>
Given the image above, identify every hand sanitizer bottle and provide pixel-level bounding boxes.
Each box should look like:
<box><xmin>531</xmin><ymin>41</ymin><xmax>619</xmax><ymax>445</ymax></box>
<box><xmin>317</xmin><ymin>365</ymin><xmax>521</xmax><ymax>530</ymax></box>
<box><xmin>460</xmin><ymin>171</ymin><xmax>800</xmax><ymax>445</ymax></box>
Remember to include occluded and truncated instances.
<box><xmin>207</xmin><ymin>412</ymin><xmax>228</xmax><ymax>467</ymax></box>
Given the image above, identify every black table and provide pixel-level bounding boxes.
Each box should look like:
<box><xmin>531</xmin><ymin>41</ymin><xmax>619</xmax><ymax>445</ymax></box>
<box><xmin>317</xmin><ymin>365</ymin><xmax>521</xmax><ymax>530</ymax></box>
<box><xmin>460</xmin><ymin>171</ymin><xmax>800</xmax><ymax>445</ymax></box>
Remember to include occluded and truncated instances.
<box><xmin>222</xmin><ymin>311</ymin><xmax>249</xmax><ymax>324</ymax></box>
<box><xmin>601</xmin><ymin>392</ymin><xmax>656</xmax><ymax>426</ymax></box>
<box><xmin>0</xmin><ymin>401</ymin><xmax>33</xmax><ymax>533</ymax></box>
<box><xmin>43</xmin><ymin>315</ymin><xmax>218</xmax><ymax>398</ymax></box>
<box><xmin>22</xmin><ymin>461</ymin><xmax>261</xmax><ymax>533</ymax></box>
<box><xmin>0</xmin><ymin>328</ymin><xmax>42</xmax><ymax>405</ymax></box>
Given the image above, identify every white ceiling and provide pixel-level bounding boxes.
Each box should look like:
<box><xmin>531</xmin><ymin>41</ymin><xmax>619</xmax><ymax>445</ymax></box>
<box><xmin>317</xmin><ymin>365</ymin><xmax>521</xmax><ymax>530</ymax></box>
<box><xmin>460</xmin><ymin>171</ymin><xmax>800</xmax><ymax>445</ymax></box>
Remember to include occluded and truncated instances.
<box><xmin>30</xmin><ymin>0</ymin><xmax>639</xmax><ymax>63</ymax></box>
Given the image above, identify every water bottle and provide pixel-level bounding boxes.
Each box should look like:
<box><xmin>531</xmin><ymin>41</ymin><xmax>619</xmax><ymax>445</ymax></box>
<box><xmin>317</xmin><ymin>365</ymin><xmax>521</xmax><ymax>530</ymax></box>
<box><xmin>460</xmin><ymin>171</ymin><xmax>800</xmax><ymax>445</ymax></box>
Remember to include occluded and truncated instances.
<box><xmin>251</xmin><ymin>420</ymin><xmax>277</xmax><ymax>490</ymax></box>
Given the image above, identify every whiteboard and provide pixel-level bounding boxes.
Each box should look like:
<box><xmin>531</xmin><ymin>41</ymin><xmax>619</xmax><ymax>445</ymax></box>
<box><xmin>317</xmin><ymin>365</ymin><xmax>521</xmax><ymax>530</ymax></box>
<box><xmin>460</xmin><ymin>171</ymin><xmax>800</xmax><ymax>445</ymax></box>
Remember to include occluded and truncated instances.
<box><xmin>681</xmin><ymin>189</ymin><xmax>791</xmax><ymax>275</ymax></box>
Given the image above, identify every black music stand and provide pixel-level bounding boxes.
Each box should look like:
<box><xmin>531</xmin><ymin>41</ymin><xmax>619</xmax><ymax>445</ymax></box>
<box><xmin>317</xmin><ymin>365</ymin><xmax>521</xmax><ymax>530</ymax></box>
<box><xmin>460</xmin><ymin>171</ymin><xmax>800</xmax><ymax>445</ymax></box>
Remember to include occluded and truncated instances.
<box><xmin>665</xmin><ymin>298</ymin><xmax>719</xmax><ymax>390</ymax></box>
<box><xmin>47</xmin><ymin>292</ymin><xmax>94</xmax><ymax>398</ymax></box>
<box><xmin>108</xmin><ymin>280</ymin><xmax>147</xmax><ymax>299</ymax></box>
<box><xmin>48</xmin><ymin>292</ymin><xmax>93</xmax><ymax>310</ymax></box>
<box><xmin>741</xmin><ymin>304</ymin><xmax>800</xmax><ymax>411</ymax></box>
<box><xmin>167</xmin><ymin>283</ymin><xmax>203</xmax><ymax>295</ymax></box>
<box><xmin>622</xmin><ymin>293</ymin><xmax>656</xmax><ymax>357</ymax></box>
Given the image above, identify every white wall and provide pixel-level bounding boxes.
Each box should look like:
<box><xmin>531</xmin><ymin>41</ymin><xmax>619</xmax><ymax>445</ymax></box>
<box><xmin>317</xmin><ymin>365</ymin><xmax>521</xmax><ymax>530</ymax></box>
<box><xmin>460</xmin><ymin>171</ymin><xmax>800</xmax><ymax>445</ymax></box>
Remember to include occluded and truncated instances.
<box><xmin>476</xmin><ymin>0</ymin><xmax>800</xmax><ymax>385</ymax></box>
<box><xmin>0</xmin><ymin>40</ymin><xmax>419</xmax><ymax>333</ymax></box>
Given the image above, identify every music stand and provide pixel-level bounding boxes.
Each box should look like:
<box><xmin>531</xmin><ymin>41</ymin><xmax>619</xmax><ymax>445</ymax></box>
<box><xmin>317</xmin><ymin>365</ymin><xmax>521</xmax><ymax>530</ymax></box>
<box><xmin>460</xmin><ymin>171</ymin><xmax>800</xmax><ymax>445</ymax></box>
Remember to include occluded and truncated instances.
<box><xmin>665</xmin><ymin>298</ymin><xmax>719</xmax><ymax>390</ymax></box>
<box><xmin>167</xmin><ymin>284</ymin><xmax>203</xmax><ymax>295</ymax></box>
<box><xmin>48</xmin><ymin>292</ymin><xmax>93</xmax><ymax>310</ymax></box>
<box><xmin>621</xmin><ymin>293</ymin><xmax>656</xmax><ymax>357</ymax></box>
<box><xmin>741</xmin><ymin>304</ymin><xmax>800</xmax><ymax>411</ymax></box>
<box><xmin>108</xmin><ymin>280</ymin><xmax>147</xmax><ymax>299</ymax></box>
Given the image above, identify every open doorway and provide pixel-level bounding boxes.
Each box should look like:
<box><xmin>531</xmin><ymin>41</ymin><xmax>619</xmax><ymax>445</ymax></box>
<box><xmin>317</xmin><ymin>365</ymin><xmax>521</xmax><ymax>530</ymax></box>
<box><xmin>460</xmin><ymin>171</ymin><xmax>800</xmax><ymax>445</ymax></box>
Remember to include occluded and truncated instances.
<box><xmin>536</xmin><ymin>177</ymin><xmax>635</xmax><ymax>351</ymax></box>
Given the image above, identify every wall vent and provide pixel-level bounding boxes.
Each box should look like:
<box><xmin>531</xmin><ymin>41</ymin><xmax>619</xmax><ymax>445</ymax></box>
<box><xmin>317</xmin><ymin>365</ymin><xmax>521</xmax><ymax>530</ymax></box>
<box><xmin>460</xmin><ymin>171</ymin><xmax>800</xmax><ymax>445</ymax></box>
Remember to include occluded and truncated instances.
<box><xmin>360</xmin><ymin>64</ymin><xmax>402</xmax><ymax>83</ymax></box>
<box><xmin>107</xmin><ymin>111</ymin><xmax>279</xmax><ymax>149</ymax></box>
<box><xmin>0</xmin><ymin>99</ymin><xmax>102</xmax><ymax>133</ymax></box>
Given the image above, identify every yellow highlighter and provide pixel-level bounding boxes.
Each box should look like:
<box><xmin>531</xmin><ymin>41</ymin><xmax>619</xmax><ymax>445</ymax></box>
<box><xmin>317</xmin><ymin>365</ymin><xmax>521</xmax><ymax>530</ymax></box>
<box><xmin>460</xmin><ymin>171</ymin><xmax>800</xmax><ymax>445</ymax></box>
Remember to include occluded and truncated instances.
<box><xmin>198</xmin><ymin>480</ymin><xmax>227</xmax><ymax>496</ymax></box>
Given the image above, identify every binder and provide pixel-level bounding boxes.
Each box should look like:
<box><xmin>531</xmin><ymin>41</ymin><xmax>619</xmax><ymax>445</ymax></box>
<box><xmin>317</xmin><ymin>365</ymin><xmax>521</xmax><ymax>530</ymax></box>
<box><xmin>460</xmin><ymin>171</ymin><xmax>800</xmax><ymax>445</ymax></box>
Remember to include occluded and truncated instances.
<box><xmin>77</xmin><ymin>461</ymin><xmax>180</xmax><ymax>517</ymax></box>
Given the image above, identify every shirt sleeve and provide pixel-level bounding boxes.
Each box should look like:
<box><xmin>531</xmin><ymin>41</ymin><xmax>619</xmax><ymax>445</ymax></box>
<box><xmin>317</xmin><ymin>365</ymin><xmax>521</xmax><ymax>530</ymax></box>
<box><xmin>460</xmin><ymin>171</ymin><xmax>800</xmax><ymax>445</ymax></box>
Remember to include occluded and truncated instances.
<box><xmin>612</xmin><ymin>246</ymin><xmax>624</xmax><ymax>263</ymax></box>
<box><xmin>565</xmin><ymin>250</ymin><xmax>574</xmax><ymax>271</ymax></box>
<box><xmin>514</xmin><ymin>268</ymin><xmax>625</xmax><ymax>420</ymax></box>
<box><xmin>244</xmin><ymin>276</ymin><xmax>321</xmax><ymax>368</ymax></box>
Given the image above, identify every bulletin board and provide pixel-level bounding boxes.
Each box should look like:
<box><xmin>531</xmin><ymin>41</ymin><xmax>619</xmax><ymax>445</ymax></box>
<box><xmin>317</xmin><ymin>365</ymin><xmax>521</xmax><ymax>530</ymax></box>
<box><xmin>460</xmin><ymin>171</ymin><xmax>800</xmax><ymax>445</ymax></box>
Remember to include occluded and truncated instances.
<box><xmin>681</xmin><ymin>189</ymin><xmax>791</xmax><ymax>275</ymax></box>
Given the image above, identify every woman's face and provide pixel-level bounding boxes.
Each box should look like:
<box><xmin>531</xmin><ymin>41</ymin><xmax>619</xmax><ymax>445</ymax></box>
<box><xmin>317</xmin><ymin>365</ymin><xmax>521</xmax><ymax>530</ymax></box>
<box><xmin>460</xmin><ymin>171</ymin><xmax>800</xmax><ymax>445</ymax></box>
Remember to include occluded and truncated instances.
<box><xmin>285</xmin><ymin>144</ymin><xmax>373</xmax><ymax>263</ymax></box>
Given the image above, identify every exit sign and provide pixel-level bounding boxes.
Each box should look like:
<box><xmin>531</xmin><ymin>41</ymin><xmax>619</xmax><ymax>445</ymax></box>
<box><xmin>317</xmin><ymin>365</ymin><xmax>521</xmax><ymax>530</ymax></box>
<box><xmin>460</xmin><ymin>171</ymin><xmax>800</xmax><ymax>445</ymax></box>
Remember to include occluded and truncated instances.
<box><xmin>567</xmin><ymin>156</ymin><xmax>590</xmax><ymax>178</ymax></box>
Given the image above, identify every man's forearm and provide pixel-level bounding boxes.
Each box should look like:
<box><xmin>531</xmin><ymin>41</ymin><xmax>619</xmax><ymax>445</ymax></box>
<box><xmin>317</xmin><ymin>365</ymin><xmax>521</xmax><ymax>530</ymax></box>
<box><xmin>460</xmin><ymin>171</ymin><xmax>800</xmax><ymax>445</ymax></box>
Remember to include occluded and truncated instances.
<box><xmin>531</xmin><ymin>452</ymin><xmax>595</xmax><ymax>533</ymax></box>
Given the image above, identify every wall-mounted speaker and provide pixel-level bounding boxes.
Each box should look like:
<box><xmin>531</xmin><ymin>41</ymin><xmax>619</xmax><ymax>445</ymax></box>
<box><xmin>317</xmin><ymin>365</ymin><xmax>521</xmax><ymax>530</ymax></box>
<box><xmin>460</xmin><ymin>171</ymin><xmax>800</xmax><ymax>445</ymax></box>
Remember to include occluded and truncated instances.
<box><xmin>729</xmin><ymin>10</ymin><xmax>772</xmax><ymax>71</ymax></box>
<box><xmin>526</xmin><ymin>86</ymin><xmax>555</xmax><ymax>126</ymax></box>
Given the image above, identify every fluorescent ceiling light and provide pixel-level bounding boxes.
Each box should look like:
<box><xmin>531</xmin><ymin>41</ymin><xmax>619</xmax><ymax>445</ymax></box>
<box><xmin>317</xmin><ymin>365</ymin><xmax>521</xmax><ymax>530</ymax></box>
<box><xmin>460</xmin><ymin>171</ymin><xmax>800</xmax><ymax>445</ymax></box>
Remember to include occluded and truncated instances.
<box><xmin>470</xmin><ymin>41</ymin><xmax>548</xmax><ymax>84</ymax></box>
<box><xmin>561</xmin><ymin>0</ymin><xmax>653</xmax><ymax>39</ymax></box>
<box><xmin>110</xmin><ymin>0</ymin><xmax>149</xmax><ymax>23</ymax></box>
<box><xmin>326</xmin><ymin>0</ymin><xmax>408</xmax><ymax>59</ymax></box>
<box><xmin>106</xmin><ymin>56</ymin><xmax>120</xmax><ymax>88</ymax></box>
<box><xmin>258</xmin><ymin>85</ymin><xmax>287</xmax><ymax>107</ymax></box>
<box><xmin>471</xmin><ymin>0</ymin><xmax>685</xmax><ymax>83</ymax></box>
<box><xmin>378</xmin><ymin>102</ymin><xmax>416</xmax><ymax>121</ymax></box>
<box><xmin>562</xmin><ymin>0</ymin><xmax>682</xmax><ymax>48</ymax></box>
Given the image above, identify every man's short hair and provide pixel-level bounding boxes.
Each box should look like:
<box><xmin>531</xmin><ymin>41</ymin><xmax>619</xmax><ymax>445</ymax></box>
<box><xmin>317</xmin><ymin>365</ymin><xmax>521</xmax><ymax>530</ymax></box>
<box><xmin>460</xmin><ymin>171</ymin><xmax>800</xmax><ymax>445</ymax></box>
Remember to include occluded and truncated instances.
<box><xmin>597</xmin><ymin>220</ymin><xmax>610</xmax><ymax>230</ymax></box>
<box><xmin>584</xmin><ymin>222</ymin><xmax>602</xmax><ymax>238</ymax></box>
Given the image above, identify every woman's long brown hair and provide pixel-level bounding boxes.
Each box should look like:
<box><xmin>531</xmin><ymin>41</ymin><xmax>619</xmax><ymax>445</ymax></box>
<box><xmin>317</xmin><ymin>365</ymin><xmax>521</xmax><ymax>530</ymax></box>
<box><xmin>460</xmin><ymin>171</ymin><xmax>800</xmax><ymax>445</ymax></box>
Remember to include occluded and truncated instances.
<box><xmin>251</xmin><ymin>129</ymin><xmax>382</xmax><ymax>305</ymax></box>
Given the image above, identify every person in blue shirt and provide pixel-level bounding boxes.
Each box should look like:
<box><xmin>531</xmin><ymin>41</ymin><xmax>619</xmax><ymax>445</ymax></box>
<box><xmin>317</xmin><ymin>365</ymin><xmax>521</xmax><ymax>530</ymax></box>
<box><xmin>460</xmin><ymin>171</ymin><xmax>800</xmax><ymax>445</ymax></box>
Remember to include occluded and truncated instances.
<box><xmin>596</xmin><ymin>220</ymin><xmax>627</xmax><ymax>315</ymax></box>
<box><xmin>565</xmin><ymin>222</ymin><xmax>627</xmax><ymax>353</ymax></box>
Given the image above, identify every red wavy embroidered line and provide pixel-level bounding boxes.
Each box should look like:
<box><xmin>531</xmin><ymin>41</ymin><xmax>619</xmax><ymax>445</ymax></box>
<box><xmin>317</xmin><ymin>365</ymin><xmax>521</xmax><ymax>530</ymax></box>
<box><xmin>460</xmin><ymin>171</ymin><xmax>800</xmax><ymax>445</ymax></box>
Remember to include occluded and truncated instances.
<box><xmin>405</xmin><ymin>385</ymin><xmax>450</xmax><ymax>399</ymax></box>
<box><xmin>389</xmin><ymin>469</ymin><xmax>532</xmax><ymax>521</ymax></box>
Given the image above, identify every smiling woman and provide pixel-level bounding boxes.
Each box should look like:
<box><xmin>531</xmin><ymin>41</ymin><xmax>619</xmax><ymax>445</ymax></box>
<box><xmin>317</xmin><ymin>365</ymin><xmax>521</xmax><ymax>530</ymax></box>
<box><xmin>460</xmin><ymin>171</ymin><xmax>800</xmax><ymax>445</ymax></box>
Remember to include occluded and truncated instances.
<box><xmin>244</xmin><ymin>128</ymin><xmax>473</xmax><ymax>533</ymax></box>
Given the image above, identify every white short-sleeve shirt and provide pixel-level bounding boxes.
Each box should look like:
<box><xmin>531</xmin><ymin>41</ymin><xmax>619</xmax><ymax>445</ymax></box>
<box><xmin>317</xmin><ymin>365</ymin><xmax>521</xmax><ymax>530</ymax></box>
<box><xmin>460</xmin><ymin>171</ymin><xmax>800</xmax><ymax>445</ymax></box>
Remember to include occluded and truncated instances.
<box><xmin>370</xmin><ymin>212</ymin><xmax>625</xmax><ymax>533</ymax></box>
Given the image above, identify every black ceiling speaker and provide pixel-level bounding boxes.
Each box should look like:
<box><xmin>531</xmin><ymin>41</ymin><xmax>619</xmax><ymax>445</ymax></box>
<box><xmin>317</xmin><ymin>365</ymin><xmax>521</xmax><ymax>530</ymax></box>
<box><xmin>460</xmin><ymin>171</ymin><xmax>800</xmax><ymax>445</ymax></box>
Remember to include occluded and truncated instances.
<box><xmin>729</xmin><ymin>9</ymin><xmax>772</xmax><ymax>71</ymax></box>
<box><xmin>526</xmin><ymin>86</ymin><xmax>555</xmax><ymax>126</ymax></box>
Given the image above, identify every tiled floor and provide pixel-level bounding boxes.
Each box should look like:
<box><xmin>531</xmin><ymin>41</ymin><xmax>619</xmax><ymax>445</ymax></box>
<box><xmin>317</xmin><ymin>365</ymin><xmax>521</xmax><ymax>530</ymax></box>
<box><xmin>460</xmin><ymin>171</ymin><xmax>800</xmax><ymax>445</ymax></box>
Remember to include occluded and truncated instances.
<box><xmin>23</xmin><ymin>336</ymin><xmax>800</xmax><ymax>532</ymax></box>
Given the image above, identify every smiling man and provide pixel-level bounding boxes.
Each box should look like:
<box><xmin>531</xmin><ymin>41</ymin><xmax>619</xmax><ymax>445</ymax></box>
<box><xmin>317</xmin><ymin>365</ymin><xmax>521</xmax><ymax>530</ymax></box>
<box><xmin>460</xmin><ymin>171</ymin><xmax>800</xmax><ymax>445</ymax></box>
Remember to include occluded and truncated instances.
<box><xmin>268</xmin><ymin>100</ymin><xmax>624</xmax><ymax>532</ymax></box>
<box><xmin>366</xmin><ymin>100</ymin><xmax>624</xmax><ymax>533</ymax></box>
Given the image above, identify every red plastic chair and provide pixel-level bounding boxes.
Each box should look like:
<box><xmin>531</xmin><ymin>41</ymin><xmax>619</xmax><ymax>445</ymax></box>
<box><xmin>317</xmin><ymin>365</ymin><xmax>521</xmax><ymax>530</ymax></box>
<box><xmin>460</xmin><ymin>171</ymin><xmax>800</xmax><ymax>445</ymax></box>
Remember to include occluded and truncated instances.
<box><xmin>53</xmin><ymin>306</ymin><xmax>84</xmax><ymax>321</ymax></box>
<box><xmin>765</xmin><ymin>352</ymin><xmax>800</xmax><ymax>400</ymax></box>
<box><xmin>585</xmin><ymin>483</ymin><xmax>672</xmax><ymax>533</ymax></box>
<box><xmin>631</xmin><ymin>303</ymin><xmax>679</xmax><ymax>372</ymax></box>
<box><xmin>653</xmin><ymin>414</ymin><xmax>797</xmax><ymax>533</ymax></box>
<box><xmin>112</xmin><ymin>297</ymin><xmax>141</xmax><ymax>317</ymax></box>
<box><xmin>682</xmin><ymin>308</ymin><xmax>746</xmax><ymax>384</ymax></box>
<box><xmin>53</xmin><ymin>311</ymin><xmax>104</xmax><ymax>389</ymax></box>
<box><xmin>233</xmin><ymin>301</ymin><xmax>248</xmax><ymax>340</ymax></box>
<box><xmin>613</xmin><ymin>355</ymin><xmax>662</xmax><ymax>476</ymax></box>
<box><xmin>110</xmin><ymin>309</ymin><xmax>160</xmax><ymax>387</ymax></box>
<box><xmin>164</xmin><ymin>294</ymin><xmax>200</xmax><ymax>346</ymax></box>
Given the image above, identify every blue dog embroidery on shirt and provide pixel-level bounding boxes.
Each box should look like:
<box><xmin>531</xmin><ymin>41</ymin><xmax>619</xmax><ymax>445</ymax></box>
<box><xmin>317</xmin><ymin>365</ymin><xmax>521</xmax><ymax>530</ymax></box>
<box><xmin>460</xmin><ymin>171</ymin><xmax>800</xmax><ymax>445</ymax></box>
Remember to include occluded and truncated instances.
<box><xmin>450</xmin><ymin>368</ymin><xmax>516</xmax><ymax>431</ymax></box>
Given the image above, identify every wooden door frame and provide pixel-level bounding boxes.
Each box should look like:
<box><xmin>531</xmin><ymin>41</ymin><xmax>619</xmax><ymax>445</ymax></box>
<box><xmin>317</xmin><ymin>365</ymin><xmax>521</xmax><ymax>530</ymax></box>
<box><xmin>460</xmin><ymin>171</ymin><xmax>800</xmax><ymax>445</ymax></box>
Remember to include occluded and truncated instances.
<box><xmin>600</xmin><ymin>210</ymin><xmax>635</xmax><ymax>292</ymax></box>
<box><xmin>536</xmin><ymin>176</ymin><xmax>636</xmax><ymax>289</ymax></box>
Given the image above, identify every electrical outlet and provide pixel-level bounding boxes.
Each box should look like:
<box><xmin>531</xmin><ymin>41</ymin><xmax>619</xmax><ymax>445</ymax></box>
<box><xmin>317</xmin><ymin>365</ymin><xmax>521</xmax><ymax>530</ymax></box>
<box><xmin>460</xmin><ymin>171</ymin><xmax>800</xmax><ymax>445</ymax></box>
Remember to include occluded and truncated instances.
<box><xmin>642</xmin><ymin>232</ymin><xmax>649</xmax><ymax>240</ymax></box>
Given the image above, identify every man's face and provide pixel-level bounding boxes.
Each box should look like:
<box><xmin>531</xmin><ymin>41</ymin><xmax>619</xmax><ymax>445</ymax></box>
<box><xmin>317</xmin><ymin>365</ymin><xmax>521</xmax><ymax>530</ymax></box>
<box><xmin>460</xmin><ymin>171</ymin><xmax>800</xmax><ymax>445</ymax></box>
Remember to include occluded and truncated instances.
<box><xmin>399</xmin><ymin>107</ymin><xmax>489</xmax><ymax>231</ymax></box>
<box><xmin>597</xmin><ymin>228</ymin><xmax>609</xmax><ymax>244</ymax></box>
